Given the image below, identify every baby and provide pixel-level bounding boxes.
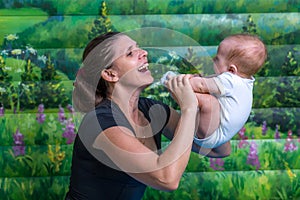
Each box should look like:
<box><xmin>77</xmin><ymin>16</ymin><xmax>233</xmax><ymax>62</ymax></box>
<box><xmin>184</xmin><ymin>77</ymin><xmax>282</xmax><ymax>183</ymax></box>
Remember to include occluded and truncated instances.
<box><xmin>163</xmin><ymin>34</ymin><xmax>267</xmax><ymax>157</ymax></box>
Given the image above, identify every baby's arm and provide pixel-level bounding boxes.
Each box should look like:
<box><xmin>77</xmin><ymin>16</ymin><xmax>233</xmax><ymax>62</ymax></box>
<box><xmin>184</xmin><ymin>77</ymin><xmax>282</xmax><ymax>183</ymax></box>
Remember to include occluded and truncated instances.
<box><xmin>190</xmin><ymin>76</ymin><xmax>220</xmax><ymax>95</ymax></box>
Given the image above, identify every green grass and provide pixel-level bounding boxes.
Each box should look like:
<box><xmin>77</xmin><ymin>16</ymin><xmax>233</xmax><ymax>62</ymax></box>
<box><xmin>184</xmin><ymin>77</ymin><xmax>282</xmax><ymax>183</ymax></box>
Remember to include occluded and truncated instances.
<box><xmin>0</xmin><ymin>7</ymin><xmax>47</xmax><ymax>16</ymax></box>
<box><xmin>0</xmin><ymin>8</ymin><xmax>48</xmax><ymax>44</ymax></box>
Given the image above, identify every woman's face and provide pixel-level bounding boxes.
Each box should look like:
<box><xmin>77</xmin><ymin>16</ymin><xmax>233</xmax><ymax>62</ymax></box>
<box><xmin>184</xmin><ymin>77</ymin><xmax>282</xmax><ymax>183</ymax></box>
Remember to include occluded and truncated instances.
<box><xmin>111</xmin><ymin>35</ymin><xmax>154</xmax><ymax>88</ymax></box>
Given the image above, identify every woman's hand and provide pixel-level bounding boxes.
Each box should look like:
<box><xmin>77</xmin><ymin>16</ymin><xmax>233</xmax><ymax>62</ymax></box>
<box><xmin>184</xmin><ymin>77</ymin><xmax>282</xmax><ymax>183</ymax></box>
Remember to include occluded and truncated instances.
<box><xmin>165</xmin><ymin>74</ymin><xmax>198</xmax><ymax>111</ymax></box>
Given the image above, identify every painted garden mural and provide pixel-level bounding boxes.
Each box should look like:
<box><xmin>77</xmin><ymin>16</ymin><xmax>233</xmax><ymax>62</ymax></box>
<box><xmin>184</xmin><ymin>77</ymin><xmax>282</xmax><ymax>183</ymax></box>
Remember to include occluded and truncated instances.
<box><xmin>0</xmin><ymin>0</ymin><xmax>299</xmax><ymax>199</ymax></box>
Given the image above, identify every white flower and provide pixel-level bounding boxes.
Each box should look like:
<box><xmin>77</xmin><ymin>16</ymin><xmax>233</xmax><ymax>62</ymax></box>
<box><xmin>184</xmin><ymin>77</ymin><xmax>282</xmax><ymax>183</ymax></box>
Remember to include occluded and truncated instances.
<box><xmin>0</xmin><ymin>87</ymin><xmax>7</xmax><ymax>93</ymax></box>
<box><xmin>11</xmin><ymin>49</ymin><xmax>22</xmax><ymax>55</ymax></box>
<box><xmin>5</xmin><ymin>34</ymin><xmax>18</xmax><ymax>41</ymax></box>
<box><xmin>169</xmin><ymin>65</ymin><xmax>179</xmax><ymax>71</ymax></box>
<box><xmin>4</xmin><ymin>66</ymin><xmax>11</xmax><ymax>71</ymax></box>
<box><xmin>38</xmin><ymin>55</ymin><xmax>47</xmax><ymax>64</ymax></box>
<box><xmin>1</xmin><ymin>50</ymin><xmax>8</xmax><ymax>56</ymax></box>
<box><xmin>21</xmin><ymin>83</ymin><xmax>30</xmax><ymax>92</ymax></box>
<box><xmin>157</xmin><ymin>56</ymin><xmax>168</xmax><ymax>63</ymax></box>
<box><xmin>169</xmin><ymin>51</ymin><xmax>179</xmax><ymax>59</ymax></box>
<box><xmin>26</xmin><ymin>46</ymin><xmax>37</xmax><ymax>55</ymax></box>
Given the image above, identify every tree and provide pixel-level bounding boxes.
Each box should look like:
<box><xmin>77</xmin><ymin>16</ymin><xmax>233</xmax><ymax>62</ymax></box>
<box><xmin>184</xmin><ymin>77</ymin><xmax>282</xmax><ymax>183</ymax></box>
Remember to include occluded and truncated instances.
<box><xmin>242</xmin><ymin>15</ymin><xmax>257</xmax><ymax>35</ymax></box>
<box><xmin>21</xmin><ymin>59</ymin><xmax>39</xmax><ymax>82</ymax></box>
<box><xmin>281</xmin><ymin>50</ymin><xmax>299</xmax><ymax>76</ymax></box>
<box><xmin>38</xmin><ymin>55</ymin><xmax>69</xmax><ymax>108</ymax></box>
<box><xmin>0</xmin><ymin>55</ymin><xmax>13</xmax><ymax>108</ymax></box>
<box><xmin>88</xmin><ymin>1</ymin><xmax>115</xmax><ymax>40</ymax></box>
<box><xmin>19</xmin><ymin>59</ymin><xmax>39</xmax><ymax>109</ymax></box>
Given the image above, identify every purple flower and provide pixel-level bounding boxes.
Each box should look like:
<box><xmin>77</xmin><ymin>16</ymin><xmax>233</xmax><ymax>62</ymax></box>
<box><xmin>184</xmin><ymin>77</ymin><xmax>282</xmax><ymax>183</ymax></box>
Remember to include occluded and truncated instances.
<box><xmin>238</xmin><ymin>127</ymin><xmax>249</xmax><ymax>149</ymax></box>
<box><xmin>209</xmin><ymin>158</ymin><xmax>224</xmax><ymax>171</ymax></box>
<box><xmin>0</xmin><ymin>106</ymin><xmax>4</xmax><ymax>117</ymax></box>
<box><xmin>13</xmin><ymin>129</ymin><xmax>24</xmax><ymax>145</ymax></box>
<box><xmin>247</xmin><ymin>139</ymin><xmax>260</xmax><ymax>170</ymax></box>
<box><xmin>262</xmin><ymin>121</ymin><xmax>268</xmax><ymax>136</ymax></box>
<box><xmin>62</xmin><ymin>118</ymin><xmax>76</xmax><ymax>144</ymax></box>
<box><xmin>274</xmin><ymin>124</ymin><xmax>280</xmax><ymax>141</ymax></box>
<box><xmin>36</xmin><ymin>104</ymin><xmax>46</xmax><ymax>124</ymax></box>
<box><xmin>238</xmin><ymin>127</ymin><xmax>246</xmax><ymax>138</ymax></box>
<box><xmin>67</xmin><ymin>104</ymin><xmax>75</xmax><ymax>113</ymax></box>
<box><xmin>38</xmin><ymin>104</ymin><xmax>44</xmax><ymax>113</ymax></box>
<box><xmin>12</xmin><ymin>146</ymin><xmax>25</xmax><ymax>156</ymax></box>
<box><xmin>284</xmin><ymin>130</ymin><xmax>298</xmax><ymax>152</ymax></box>
<box><xmin>58</xmin><ymin>105</ymin><xmax>66</xmax><ymax>123</ymax></box>
<box><xmin>12</xmin><ymin>129</ymin><xmax>25</xmax><ymax>156</ymax></box>
<box><xmin>238</xmin><ymin>140</ymin><xmax>249</xmax><ymax>149</ymax></box>
<box><xmin>36</xmin><ymin>113</ymin><xmax>46</xmax><ymax>124</ymax></box>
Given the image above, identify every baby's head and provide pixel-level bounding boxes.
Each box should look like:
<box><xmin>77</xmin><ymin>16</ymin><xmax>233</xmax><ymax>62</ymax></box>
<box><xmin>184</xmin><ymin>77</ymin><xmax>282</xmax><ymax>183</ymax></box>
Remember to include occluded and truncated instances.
<box><xmin>213</xmin><ymin>34</ymin><xmax>267</xmax><ymax>78</ymax></box>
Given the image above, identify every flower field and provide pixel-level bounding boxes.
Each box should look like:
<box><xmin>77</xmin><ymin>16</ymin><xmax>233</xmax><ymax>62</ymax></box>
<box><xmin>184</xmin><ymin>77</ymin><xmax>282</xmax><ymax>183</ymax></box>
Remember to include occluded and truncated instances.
<box><xmin>0</xmin><ymin>0</ymin><xmax>299</xmax><ymax>199</ymax></box>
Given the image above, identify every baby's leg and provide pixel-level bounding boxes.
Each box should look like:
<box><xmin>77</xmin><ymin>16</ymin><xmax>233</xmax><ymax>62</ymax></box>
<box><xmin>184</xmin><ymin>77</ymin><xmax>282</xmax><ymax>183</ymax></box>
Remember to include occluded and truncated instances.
<box><xmin>195</xmin><ymin>93</ymin><xmax>220</xmax><ymax>139</ymax></box>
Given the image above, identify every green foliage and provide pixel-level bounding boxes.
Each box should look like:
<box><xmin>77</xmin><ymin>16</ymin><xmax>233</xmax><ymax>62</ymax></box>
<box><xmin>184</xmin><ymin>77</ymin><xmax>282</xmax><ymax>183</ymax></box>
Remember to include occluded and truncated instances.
<box><xmin>143</xmin><ymin>170</ymin><xmax>300</xmax><ymax>200</ymax></box>
<box><xmin>256</xmin><ymin>45</ymin><xmax>299</xmax><ymax>77</ymax></box>
<box><xmin>281</xmin><ymin>50</ymin><xmax>299</xmax><ymax>76</ymax></box>
<box><xmin>254</xmin><ymin>77</ymin><xmax>300</xmax><ymax>108</ymax></box>
<box><xmin>0</xmin><ymin>12</ymin><xmax>47</xmax><ymax>44</ymax></box>
<box><xmin>53</xmin><ymin>49</ymin><xmax>80</xmax><ymax>80</ymax></box>
<box><xmin>19</xmin><ymin>59</ymin><xmax>40</xmax><ymax>109</ymax></box>
<box><xmin>251</xmin><ymin>107</ymin><xmax>300</xmax><ymax>133</ymax></box>
<box><xmin>0</xmin><ymin>55</ymin><xmax>13</xmax><ymax>108</ymax></box>
<box><xmin>0</xmin><ymin>54</ymin><xmax>71</xmax><ymax>110</ymax></box>
<box><xmin>37</xmin><ymin>56</ymin><xmax>69</xmax><ymax>108</ymax></box>
<box><xmin>242</xmin><ymin>15</ymin><xmax>257</xmax><ymax>34</ymax></box>
<box><xmin>252</xmin><ymin>76</ymin><xmax>300</xmax><ymax>132</ymax></box>
<box><xmin>41</xmin><ymin>56</ymin><xmax>58</xmax><ymax>81</ymax></box>
<box><xmin>88</xmin><ymin>1</ymin><xmax>116</xmax><ymax>40</ymax></box>
<box><xmin>104</xmin><ymin>0</ymin><xmax>298</xmax><ymax>15</ymax></box>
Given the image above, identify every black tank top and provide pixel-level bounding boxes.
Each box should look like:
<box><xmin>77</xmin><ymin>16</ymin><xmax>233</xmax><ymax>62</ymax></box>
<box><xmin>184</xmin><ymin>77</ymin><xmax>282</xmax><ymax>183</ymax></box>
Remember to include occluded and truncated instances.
<box><xmin>66</xmin><ymin>98</ymin><xmax>170</xmax><ymax>200</ymax></box>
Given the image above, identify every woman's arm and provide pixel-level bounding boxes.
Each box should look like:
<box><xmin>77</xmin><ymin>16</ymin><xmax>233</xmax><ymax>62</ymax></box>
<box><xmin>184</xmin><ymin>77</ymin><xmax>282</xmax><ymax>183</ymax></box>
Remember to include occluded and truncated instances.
<box><xmin>161</xmin><ymin>107</ymin><xmax>180</xmax><ymax>141</ymax></box>
<box><xmin>93</xmin><ymin>75</ymin><xmax>198</xmax><ymax>191</ymax></box>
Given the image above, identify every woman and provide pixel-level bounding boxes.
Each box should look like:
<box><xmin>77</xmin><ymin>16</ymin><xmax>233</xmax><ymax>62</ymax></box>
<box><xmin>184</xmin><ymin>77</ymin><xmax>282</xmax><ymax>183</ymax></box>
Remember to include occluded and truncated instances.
<box><xmin>65</xmin><ymin>32</ymin><xmax>198</xmax><ymax>200</ymax></box>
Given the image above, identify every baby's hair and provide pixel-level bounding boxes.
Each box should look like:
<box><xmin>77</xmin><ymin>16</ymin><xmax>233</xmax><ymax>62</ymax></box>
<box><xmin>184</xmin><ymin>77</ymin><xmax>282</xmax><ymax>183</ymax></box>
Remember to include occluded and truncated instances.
<box><xmin>220</xmin><ymin>34</ymin><xmax>267</xmax><ymax>76</ymax></box>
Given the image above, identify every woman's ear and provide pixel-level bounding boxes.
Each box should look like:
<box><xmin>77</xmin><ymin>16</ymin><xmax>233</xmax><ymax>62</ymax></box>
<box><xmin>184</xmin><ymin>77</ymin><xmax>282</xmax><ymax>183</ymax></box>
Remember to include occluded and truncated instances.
<box><xmin>228</xmin><ymin>65</ymin><xmax>238</xmax><ymax>74</ymax></box>
<box><xmin>101</xmin><ymin>69</ymin><xmax>119</xmax><ymax>82</ymax></box>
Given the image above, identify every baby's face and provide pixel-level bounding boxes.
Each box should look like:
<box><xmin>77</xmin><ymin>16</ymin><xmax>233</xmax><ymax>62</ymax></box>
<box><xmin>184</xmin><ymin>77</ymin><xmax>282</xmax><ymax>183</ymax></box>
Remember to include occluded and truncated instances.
<box><xmin>213</xmin><ymin>41</ymin><xmax>231</xmax><ymax>74</ymax></box>
<box><xmin>212</xmin><ymin>54</ymin><xmax>228</xmax><ymax>74</ymax></box>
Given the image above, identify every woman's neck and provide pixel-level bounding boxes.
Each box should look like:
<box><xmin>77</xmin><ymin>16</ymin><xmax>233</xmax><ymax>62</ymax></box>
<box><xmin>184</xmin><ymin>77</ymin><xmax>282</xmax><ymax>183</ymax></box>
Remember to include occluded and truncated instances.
<box><xmin>108</xmin><ymin>87</ymin><xmax>141</xmax><ymax>116</ymax></box>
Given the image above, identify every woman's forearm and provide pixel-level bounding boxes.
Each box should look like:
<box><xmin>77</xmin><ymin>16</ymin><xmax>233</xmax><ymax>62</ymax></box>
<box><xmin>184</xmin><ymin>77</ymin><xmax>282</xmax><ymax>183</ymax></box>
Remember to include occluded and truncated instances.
<box><xmin>155</xmin><ymin>108</ymin><xmax>197</xmax><ymax>187</ymax></box>
<box><xmin>158</xmin><ymin>108</ymin><xmax>197</xmax><ymax>163</ymax></box>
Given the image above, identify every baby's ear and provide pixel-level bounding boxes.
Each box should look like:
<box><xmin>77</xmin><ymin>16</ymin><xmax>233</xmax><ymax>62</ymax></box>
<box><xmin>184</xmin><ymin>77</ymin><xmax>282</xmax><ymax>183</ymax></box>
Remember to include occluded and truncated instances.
<box><xmin>101</xmin><ymin>69</ymin><xmax>119</xmax><ymax>82</ymax></box>
<box><xmin>228</xmin><ymin>65</ymin><xmax>238</xmax><ymax>74</ymax></box>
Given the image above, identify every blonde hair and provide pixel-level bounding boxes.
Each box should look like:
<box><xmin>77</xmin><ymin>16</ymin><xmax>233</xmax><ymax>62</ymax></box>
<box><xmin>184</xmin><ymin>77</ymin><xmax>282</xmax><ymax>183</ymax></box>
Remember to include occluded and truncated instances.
<box><xmin>219</xmin><ymin>34</ymin><xmax>267</xmax><ymax>76</ymax></box>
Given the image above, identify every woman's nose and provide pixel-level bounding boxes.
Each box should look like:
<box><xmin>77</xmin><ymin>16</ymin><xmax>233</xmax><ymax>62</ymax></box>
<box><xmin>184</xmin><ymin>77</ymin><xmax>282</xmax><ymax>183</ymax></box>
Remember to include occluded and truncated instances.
<box><xmin>138</xmin><ymin>48</ymin><xmax>148</xmax><ymax>58</ymax></box>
